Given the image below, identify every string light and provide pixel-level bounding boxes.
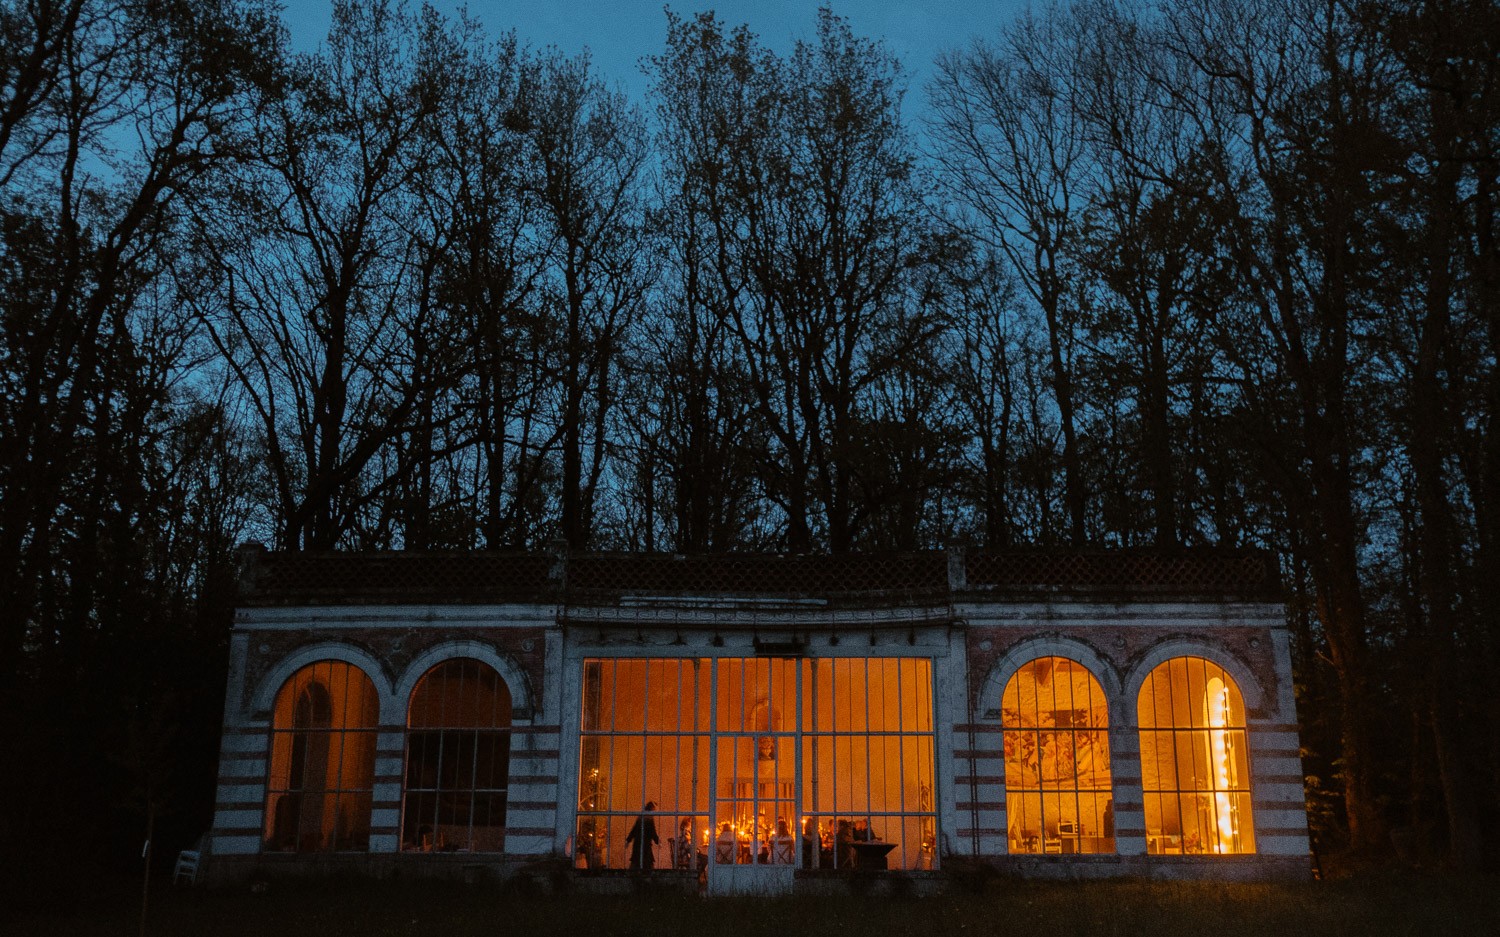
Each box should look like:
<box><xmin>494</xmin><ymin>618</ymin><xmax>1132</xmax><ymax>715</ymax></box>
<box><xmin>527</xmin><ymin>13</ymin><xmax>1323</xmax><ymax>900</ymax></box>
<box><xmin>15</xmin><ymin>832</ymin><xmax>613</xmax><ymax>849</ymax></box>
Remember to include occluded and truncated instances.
<box><xmin>1206</xmin><ymin>676</ymin><xmax>1237</xmax><ymax>853</ymax></box>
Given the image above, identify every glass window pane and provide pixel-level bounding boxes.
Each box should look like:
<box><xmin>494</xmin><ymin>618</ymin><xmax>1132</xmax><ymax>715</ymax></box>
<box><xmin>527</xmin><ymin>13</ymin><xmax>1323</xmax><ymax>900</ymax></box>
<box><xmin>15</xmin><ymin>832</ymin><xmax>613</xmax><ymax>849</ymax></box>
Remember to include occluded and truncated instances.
<box><xmin>266</xmin><ymin>662</ymin><xmax>377</xmax><ymax>853</ymax></box>
<box><xmin>402</xmin><ymin>660</ymin><xmax>512</xmax><ymax>853</ymax></box>
<box><xmin>1136</xmin><ymin>657</ymin><xmax>1256</xmax><ymax>855</ymax></box>
<box><xmin>575</xmin><ymin>656</ymin><xmax>936</xmax><ymax>870</ymax></box>
<box><xmin>1000</xmin><ymin>658</ymin><xmax>1114</xmax><ymax>855</ymax></box>
<box><xmin>582</xmin><ymin>661</ymin><xmax>606</xmax><ymax>731</ymax></box>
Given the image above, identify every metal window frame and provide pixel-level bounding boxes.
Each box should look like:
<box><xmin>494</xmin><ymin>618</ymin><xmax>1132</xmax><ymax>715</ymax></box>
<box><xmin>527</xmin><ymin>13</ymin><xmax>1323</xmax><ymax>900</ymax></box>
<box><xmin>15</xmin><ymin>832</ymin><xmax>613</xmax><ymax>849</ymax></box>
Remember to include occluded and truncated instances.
<box><xmin>1000</xmin><ymin>656</ymin><xmax>1116</xmax><ymax>855</ymax></box>
<box><xmin>262</xmin><ymin>660</ymin><xmax>378</xmax><ymax>853</ymax></box>
<box><xmin>1138</xmin><ymin>656</ymin><xmax>1256</xmax><ymax>855</ymax></box>
<box><xmin>575</xmin><ymin>655</ymin><xmax>938</xmax><ymax>871</ymax></box>
<box><xmin>400</xmin><ymin>658</ymin><xmax>513</xmax><ymax>853</ymax></box>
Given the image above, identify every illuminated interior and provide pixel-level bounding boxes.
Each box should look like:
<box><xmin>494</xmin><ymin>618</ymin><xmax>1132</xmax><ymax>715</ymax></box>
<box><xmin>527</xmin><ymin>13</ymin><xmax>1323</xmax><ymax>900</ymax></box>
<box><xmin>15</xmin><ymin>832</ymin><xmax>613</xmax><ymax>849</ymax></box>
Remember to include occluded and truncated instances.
<box><xmin>1137</xmin><ymin>656</ymin><xmax>1255</xmax><ymax>854</ymax></box>
<box><xmin>576</xmin><ymin>657</ymin><xmax>936</xmax><ymax>871</ymax></box>
<box><xmin>402</xmin><ymin>658</ymin><xmax>513</xmax><ymax>852</ymax></box>
<box><xmin>1001</xmin><ymin>657</ymin><xmax>1115</xmax><ymax>854</ymax></box>
<box><xmin>264</xmin><ymin>661</ymin><xmax>378</xmax><ymax>851</ymax></box>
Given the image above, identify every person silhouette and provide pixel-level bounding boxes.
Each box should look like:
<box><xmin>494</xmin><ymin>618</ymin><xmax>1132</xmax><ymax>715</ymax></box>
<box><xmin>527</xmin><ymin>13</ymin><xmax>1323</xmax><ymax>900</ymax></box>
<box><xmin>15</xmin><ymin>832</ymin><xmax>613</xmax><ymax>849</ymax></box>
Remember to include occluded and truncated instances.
<box><xmin>624</xmin><ymin>800</ymin><xmax>659</xmax><ymax>870</ymax></box>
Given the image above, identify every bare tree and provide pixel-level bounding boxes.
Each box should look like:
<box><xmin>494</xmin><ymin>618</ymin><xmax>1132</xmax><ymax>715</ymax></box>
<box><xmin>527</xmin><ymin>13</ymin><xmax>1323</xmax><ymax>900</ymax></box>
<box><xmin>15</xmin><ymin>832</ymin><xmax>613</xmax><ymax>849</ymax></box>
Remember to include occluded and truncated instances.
<box><xmin>1363</xmin><ymin>0</ymin><xmax>1500</xmax><ymax>866</ymax></box>
<box><xmin>406</xmin><ymin>15</ymin><xmax>546</xmax><ymax>548</ymax></box>
<box><xmin>525</xmin><ymin>50</ymin><xmax>653</xmax><ymax>549</ymax></box>
<box><xmin>1069</xmin><ymin>0</ymin><xmax>1231</xmax><ymax>547</ymax></box>
<box><xmin>1153</xmin><ymin>0</ymin><xmax>1395</xmax><ymax>852</ymax></box>
<box><xmin>197</xmin><ymin>0</ymin><xmax>452</xmax><ymax>550</ymax></box>
<box><xmin>651</xmin><ymin>10</ymin><xmax>933</xmax><ymax>551</ymax></box>
<box><xmin>945</xmin><ymin>243</ymin><xmax>1026</xmax><ymax>546</ymax></box>
<box><xmin>618</xmin><ymin>195</ymin><xmax>763</xmax><ymax>551</ymax></box>
<box><xmin>931</xmin><ymin>6</ymin><xmax>1095</xmax><ymax>545</ymax></box>
<box><xmin>0</xmin><ymin>0</ymin><xmax>280</xmax><ymax>878</ymax></box>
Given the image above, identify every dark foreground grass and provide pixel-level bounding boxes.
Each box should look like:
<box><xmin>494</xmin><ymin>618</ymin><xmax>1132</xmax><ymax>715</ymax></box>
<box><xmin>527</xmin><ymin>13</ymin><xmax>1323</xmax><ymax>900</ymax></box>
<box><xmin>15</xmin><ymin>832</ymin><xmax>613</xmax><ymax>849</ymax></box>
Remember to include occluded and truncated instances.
<box><xmin>8</xmin><ymin>872</ymin><xmax>1496</xmax><ymax>937</ymax></box>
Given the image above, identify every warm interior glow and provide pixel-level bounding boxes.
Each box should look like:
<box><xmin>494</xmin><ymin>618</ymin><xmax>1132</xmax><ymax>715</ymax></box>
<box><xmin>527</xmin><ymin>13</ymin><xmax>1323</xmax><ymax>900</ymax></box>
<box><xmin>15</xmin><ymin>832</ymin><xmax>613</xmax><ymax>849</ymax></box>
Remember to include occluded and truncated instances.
<box><xmin>1205</xmin><ymin>676</ymin><xmax>1236</xmax><ymax>854</ymax></box>
<box><xmin>576</xmin><ymin>657</ymin><xmax>936</xmax><ymax>871</ymax></box>
<box><xmin>264</xmin><ymin>660</ymin><xmax>378</xmax><ymax>852</ymax></box>
<box><xmin>1137</xmin><ymin>657</ymin><xmax>1255</xmax><ymax>855</ymax></box>
<box><xmin>1000</xmin><ymin>657</ymin><xmax>1114</xmax><ymax>855</ymax></box>
<box><xmin>402</xmin><ymin>658</ymin><xmax>512</xmax><ymax>852</ymax></box>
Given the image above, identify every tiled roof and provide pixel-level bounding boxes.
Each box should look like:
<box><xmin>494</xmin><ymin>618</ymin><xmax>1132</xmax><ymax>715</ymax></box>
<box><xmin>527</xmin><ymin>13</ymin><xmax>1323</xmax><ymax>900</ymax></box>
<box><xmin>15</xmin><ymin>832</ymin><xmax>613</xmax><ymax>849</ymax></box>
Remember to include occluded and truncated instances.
<box><xmin>236</xmin><ymin>546</ymin><xmax>1280</xmax><ymax>606</ymax></box>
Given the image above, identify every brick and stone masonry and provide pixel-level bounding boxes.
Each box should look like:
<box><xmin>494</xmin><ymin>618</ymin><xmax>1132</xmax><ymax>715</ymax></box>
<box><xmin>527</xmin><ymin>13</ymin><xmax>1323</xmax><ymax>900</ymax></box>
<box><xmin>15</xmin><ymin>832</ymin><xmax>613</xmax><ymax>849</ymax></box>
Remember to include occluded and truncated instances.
<box><xmin>204</xmin><ymin>546</ymin><xmax>1312</xmax><ymax>884</ymax></box>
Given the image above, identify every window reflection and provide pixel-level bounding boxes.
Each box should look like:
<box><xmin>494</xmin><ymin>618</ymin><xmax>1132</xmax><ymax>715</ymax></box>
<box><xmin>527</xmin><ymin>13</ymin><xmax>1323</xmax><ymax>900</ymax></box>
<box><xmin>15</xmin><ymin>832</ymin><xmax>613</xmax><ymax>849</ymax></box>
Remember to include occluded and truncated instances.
<box><xmin>264</xmin><ymin>661</ymin><xmax>378</xmax><ymax>852</ymax></box>
<box><xmin>402</xmin><ymin>658</ymin><xmax>512</xmax><ymax>852</ymax></box>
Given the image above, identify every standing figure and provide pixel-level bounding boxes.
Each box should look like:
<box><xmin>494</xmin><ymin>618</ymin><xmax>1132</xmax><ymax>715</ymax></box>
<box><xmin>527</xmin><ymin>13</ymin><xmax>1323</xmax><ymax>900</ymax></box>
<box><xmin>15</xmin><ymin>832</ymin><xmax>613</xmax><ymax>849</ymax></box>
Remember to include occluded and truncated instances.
<box><xmin>674</xmin><ymin>817</ymin><xmax>698</xmax><ymax>869</ymax></box>
<box><xmin>625</xmin><ymin>800</ymin><xmax>659</xmax><ymax>870</ymax></box>
<box><xmin>771</xmin><ymin>819</ymin><xmax>796</xmax><ymax>864</ymax></box>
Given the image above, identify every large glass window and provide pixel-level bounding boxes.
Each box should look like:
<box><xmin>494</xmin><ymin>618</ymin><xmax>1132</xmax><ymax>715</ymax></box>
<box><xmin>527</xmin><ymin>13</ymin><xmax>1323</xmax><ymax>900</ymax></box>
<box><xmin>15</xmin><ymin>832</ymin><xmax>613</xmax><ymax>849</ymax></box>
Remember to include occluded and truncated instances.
<box><xmin>576</xmin><ymin>659</ymin><xmax>711</xmax><ymax>870</ymax></box>
<box><xmin>717</xmin><ymin>658</ymin><xmax>797</xmax><ymax>869</ymax></box>
<box><xmin>1138</xmin><ymin>656</ymin><xmax>1255</xmax><ymax>854</ymax></box>
<box><xmin>402</xmin><ymin>658</ymin><xmax>512</xmax><ymax>852</ymax></box>
<box><xmin>264</xmin><ymin>661</ymin><xmax>378</xmax><ymax>852</ymax></box>
<box><xmin>1002</xmin><ymin>657</ymin><xmax>1114</xmax><ymax>854</ymax></box>
<box><xmin>575</xmin><ymin>657</ymin><xmax>936</xmax><ymax>872</ymax></box>
<box><xmin>801</xmin><ymin>658</ymin><xmax>935</xmax><ymax>871</ymax></box>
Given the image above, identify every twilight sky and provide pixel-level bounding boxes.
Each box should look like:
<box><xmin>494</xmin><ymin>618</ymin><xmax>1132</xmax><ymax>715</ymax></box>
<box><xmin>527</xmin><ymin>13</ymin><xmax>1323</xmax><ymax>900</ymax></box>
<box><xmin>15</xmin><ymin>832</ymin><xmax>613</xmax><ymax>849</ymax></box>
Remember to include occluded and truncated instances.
<box><xmin>282</xmin><ymin>1</ymin><xmax>1035</xmax><ymax>114</ymax></box>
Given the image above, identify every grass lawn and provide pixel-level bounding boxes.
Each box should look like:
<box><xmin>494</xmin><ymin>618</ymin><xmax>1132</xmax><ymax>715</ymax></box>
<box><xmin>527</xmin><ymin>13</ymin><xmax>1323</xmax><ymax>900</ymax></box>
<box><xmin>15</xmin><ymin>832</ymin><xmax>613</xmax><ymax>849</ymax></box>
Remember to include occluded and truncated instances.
<box><xmin>7</xmin><ymin>872</ymin><xmax>1496</xmax><ymax>936</ymax></box>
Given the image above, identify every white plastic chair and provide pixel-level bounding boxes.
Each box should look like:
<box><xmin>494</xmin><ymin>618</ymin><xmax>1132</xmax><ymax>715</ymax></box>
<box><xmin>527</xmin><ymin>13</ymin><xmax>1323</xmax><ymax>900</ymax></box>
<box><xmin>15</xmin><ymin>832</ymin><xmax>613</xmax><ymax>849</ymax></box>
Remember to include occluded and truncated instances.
<box><xmin>173</xmin><ymin>837</ymin><xmax>204</xmax><ymax>885</ymax></box>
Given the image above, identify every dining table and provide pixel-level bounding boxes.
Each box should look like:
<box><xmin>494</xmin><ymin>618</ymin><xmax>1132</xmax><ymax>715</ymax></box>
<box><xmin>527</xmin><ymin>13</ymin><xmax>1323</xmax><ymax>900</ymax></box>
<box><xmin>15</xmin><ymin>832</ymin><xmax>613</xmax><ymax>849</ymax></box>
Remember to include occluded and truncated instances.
<box><xmin>849</xmin><ymin>840</ymin><xmax>897</xmax><ymax>870</ymax></box>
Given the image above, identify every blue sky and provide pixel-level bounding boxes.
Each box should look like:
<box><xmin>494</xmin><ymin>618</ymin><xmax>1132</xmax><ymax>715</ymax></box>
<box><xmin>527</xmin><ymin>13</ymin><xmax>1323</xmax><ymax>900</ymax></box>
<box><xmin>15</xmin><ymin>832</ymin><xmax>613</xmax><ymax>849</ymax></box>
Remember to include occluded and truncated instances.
<box><xmin>281</xmin><ymin>1</ymin><xmax>1034</xmax><ymax>112</ymax></box>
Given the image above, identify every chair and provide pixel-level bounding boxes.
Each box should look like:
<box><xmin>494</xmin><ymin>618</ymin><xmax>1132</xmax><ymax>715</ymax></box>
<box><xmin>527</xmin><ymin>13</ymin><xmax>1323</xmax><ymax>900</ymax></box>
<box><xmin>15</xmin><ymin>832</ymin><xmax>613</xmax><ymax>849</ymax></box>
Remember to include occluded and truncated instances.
<box><xmin>173</xmin><ymin>836</ymin><xmax>205</xmax><ymax>885</ymax></box>
<box><xmin>771</xmin><ymin>834</ymin><xmax>795</xmax><ymax>865</ymax></box>
<box><xmin>714</xmin><ymin>831</ymin><xmax>737</xmax><ymax>865</ymax></box>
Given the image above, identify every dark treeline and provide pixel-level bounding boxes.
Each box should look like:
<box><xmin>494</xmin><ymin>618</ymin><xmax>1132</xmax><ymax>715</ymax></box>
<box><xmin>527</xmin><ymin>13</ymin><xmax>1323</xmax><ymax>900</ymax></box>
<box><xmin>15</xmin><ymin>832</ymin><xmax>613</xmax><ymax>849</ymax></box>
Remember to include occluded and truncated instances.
<box><xmin>1</xmin><ymin>0</ymin><xmax>1495</xmax><ymax>885</ymax></box>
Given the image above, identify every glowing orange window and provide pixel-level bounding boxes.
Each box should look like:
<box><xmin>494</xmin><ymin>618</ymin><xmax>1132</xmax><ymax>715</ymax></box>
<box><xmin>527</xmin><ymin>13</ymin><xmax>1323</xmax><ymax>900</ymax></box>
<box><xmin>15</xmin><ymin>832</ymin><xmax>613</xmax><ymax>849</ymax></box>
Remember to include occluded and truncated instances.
<box><xmin>1001</xmin><ymin>657</ymin><xmax>1115</xmax><ymax>854</ymax></box>
<box><xmin>264</xmin><ymin>661</ymin><xmax>378</xmax><ymax>852</ymax></box>
<box><xmin>1137</xmin><ymin>657</ymin><xmax>1255</xmax><ymax>854</ymax></box>
<box><xmin>402</xmin><ymin>659</ymin><xmax>512</xmax><ymax>852</ymax></box>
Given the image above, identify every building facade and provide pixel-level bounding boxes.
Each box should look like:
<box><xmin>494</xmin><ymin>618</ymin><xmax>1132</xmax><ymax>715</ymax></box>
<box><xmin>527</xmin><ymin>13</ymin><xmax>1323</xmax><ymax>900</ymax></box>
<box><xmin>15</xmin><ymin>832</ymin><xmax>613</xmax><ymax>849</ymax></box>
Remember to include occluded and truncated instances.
<box><xmin>206</xmin><ymin>546</ymin><xmax>1312</xmax><ymax>890</ymax></box>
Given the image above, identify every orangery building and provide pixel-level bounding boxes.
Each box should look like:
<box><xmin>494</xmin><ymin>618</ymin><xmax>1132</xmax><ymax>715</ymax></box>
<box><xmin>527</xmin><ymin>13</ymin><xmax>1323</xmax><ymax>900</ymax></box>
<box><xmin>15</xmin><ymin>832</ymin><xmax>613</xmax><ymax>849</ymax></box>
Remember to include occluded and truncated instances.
<box><xmin>205</xmin><ymin>546</ymin><xmax>1313</xmax><ymax>892</ymax></box>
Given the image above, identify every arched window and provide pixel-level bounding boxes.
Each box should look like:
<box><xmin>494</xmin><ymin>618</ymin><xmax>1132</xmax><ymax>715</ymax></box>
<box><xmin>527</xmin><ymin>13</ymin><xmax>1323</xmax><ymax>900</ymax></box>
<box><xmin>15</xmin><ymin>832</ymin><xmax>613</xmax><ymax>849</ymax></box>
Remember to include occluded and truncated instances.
<box><xmin>264</xmin><ymin>660</ymin><xmax>378</xmax><ymax>852</ymax></box>
<box><xmin>1001</xmin><ymin>657</ymin><xmax>1114</xmax><ymax>854</ymax></box>
<box><xmin>1137</xmin><ymin>656</ymin><xmax>1255</xmax><ymax>854</ymax></box>
<box><xmin>402</xmin><ymin>658</ymin><xmax>513</xmax><ymax>852</ymax></box>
